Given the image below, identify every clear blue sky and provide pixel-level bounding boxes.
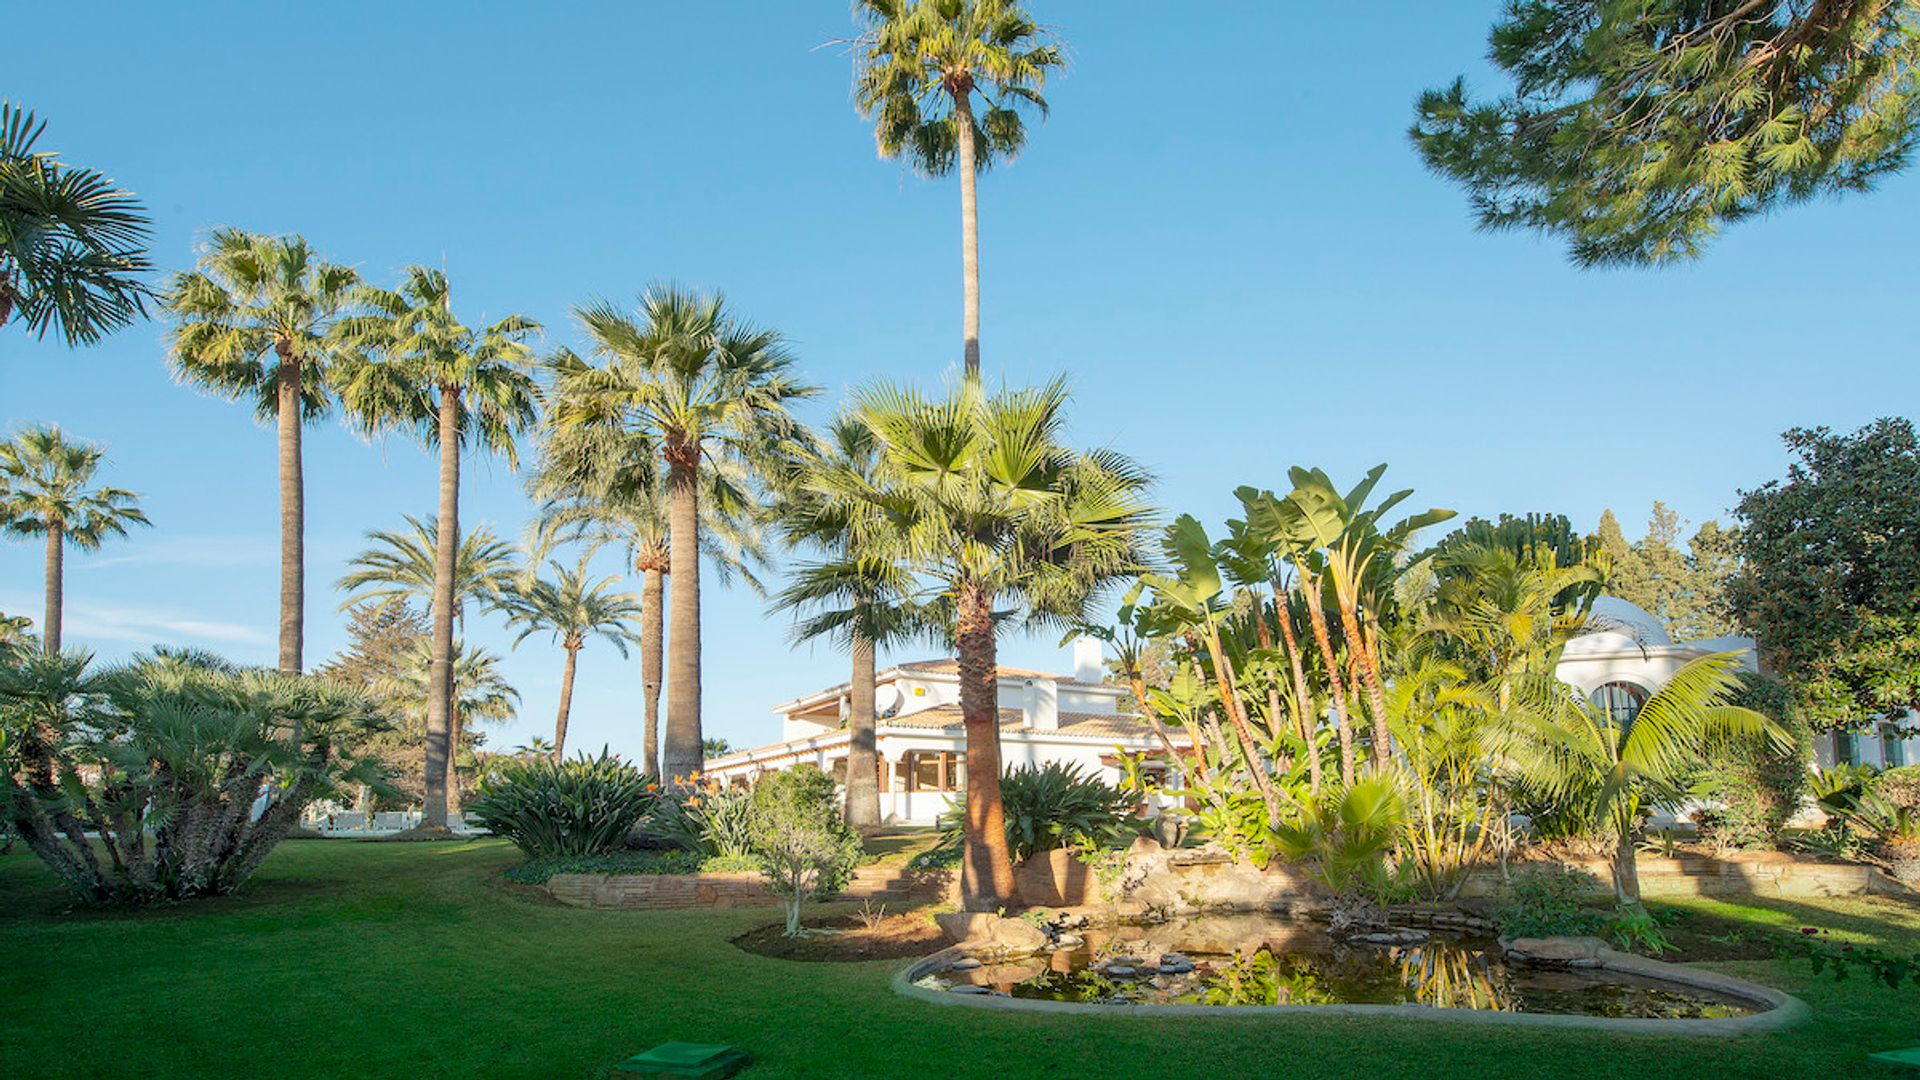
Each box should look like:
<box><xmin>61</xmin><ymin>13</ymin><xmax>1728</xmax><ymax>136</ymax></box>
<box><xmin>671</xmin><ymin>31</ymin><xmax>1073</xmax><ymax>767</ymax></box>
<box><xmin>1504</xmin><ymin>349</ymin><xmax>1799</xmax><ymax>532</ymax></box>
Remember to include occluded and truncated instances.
<box><xmin>4</xmin><ymin>2</ymin><xmax>1915</xmax><ymax>758</ymax></box>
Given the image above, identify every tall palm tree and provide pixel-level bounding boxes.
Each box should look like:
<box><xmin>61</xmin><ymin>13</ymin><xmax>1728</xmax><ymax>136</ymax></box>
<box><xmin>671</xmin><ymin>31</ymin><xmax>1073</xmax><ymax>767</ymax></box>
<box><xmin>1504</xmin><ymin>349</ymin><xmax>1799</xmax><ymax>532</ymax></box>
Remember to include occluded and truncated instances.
<box><xmin>526</xmin><ymin>394</ymin><xmax>773</xmax><ymax>778</ymax></box>
<box><xmin>851</xmin><ymin>0</ymin><xmax>1064</xmax><ymax>378</ymax></box>
<box><xmin>0</xmin><ymin>101</ymin><xmax>152</xmax><ymax>346</ymax></box>
<box><xmin>546</xmin><ymin>286</ymin><xmax>816</xmax><ymax>785</ymax></box>
<box><xmin>1493</xmin><ymin>652</ymin><xmax>1778</xmax><ymax>906</ymax></box>
<box><xmin>164</xmin><ymin>230</ymin><xmax>360</xmax><ymax>673</ymax></box>
<box><xmin>773</xmin><ymin>417</ymin><xmax>927</xmax><ymax>828</ymax></box>
<box><xmin>819</xmin><ymin>377</ymin><xmax>1153</xmax><ymax>908</ymax></box>
<box><xmin>0</xmin><ymin>426</ymin><xmax>149</xmax><ymax>653</ymax></box>
<box><xmin>333</xmin><ymin>267</ymin><xmax>538</xmax><ymax>830</ymax></box>
<box><xmin>498</xmin><ymin>559</ymin><xmax>643</xmax><ymax>759</ymax></box>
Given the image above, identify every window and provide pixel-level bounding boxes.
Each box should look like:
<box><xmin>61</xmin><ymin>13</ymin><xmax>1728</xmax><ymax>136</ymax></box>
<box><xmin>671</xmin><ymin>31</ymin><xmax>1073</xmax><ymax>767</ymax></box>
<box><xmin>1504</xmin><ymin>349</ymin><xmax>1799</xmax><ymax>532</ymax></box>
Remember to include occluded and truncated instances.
<box><xmin>902</xmin><ymin>751</ymin><xmax>966</xmax><ymax>792</ymax></box>
<box><xmin>1884</xmin><ymin>726</ymin><xmax>1909</xmax><ymax>769</ymax></box>
<box><xmin>1590</xmin><ymin>682</ymin><xmax>1648</xmax><ymax>726</ymax></box>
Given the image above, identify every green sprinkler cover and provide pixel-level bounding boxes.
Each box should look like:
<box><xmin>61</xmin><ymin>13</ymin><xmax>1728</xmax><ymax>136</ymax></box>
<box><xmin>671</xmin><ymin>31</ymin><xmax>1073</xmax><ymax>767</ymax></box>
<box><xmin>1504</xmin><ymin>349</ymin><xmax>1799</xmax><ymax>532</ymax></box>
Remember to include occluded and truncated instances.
<box><xmin>611</xmin><ymin>1042</ymin><xmax>752</xmax><ymax>1079</ymax></box>
<box><xmin>1869</xmin><ymin>1047</ymin><xmax>1920</xmax><ymax>1069</ymax></box>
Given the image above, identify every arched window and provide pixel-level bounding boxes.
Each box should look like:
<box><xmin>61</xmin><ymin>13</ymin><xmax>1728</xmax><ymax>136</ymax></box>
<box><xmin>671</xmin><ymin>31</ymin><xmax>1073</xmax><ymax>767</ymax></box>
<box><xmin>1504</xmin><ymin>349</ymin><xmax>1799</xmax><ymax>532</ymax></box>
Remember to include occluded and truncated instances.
<box><xmin>1590</xmin><ymin>682</ymin><xmax>1648</xmax><ymax>726</ymax></box>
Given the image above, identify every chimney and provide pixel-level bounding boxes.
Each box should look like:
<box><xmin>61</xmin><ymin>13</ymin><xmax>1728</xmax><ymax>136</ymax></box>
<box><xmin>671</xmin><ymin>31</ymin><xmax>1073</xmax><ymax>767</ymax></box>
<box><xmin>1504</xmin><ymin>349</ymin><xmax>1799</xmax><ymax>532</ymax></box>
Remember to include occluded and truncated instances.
<box><xmin>1072</xmin><ymin>637</ymin><xmax>1105</xmax><ymax>684</ymax></box>
<box><xmin>1023</xmin><ymin>677</ymin><xmax>1059</xmax><ymax>731</ymax></box>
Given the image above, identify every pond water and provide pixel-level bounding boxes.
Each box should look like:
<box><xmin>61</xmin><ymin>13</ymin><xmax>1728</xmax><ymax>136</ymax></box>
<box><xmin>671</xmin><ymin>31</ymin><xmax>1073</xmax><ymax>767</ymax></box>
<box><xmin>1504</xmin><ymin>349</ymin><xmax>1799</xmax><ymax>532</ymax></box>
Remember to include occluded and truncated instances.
<box><xmin>926</xmin><ymin>915</ymin><xmax>1759</xmax><ymax>1019</ymax></box>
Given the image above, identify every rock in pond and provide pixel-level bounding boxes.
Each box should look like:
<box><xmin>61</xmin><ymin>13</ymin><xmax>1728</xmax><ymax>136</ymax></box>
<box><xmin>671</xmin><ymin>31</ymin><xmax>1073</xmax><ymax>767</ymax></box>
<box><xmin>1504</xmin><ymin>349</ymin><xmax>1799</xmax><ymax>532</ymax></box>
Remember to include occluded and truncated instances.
<box><xmin>933</xmin><ymin>912</ymin><xmax>1049</xmax><ymax>954</ymax></box>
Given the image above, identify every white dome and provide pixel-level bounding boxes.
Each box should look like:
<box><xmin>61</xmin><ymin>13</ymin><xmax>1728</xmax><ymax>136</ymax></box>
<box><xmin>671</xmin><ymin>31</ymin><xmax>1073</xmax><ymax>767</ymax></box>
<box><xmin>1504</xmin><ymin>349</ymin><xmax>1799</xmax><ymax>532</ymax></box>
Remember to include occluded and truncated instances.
<box><xmin>1582</xmin><ymin>596</ymin><xmax>1671</xmax><ymax>647</ymax></box>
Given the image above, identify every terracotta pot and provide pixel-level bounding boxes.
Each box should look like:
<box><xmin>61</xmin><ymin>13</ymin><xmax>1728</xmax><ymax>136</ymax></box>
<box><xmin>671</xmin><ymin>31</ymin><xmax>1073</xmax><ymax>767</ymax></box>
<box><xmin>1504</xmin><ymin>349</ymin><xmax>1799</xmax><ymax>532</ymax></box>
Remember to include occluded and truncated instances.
<box><xmin>1014</xmin><ymin>848</ymin><xmax>1096</xmax><ymax>906</ymax></box>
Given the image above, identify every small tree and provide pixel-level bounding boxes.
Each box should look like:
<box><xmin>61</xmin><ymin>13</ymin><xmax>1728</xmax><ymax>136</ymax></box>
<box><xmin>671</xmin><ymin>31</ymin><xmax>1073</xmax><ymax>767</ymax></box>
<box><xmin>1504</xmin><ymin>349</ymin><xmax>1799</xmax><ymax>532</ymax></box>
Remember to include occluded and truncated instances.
<box><xmin>748</xmin><ymin>766</ymin><xmax>863</xmax><ymax>937</ymax></box>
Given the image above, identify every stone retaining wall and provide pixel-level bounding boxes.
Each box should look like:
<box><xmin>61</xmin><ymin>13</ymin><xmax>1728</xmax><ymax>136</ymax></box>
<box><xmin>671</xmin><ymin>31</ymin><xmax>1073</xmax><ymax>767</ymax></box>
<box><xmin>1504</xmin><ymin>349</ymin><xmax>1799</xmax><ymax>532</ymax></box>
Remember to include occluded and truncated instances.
<box><xmin>545</xmin><ymin>864</ymin><xmax>957</xmax><ymax>910</ymax></box>
<box><xmin>1459</xmin><ymin>853</ymin><xmax>1907</xmax><ymax>900</ymax></box>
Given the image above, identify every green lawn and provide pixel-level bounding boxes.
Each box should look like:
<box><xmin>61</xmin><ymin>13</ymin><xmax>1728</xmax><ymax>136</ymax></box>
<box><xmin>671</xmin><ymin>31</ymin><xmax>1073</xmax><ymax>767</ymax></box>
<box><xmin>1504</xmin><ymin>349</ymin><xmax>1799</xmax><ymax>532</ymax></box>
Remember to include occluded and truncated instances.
<box><xmin>3</xmin><ymin>840</ymin><xmax>1918</xmax><ymax>1079</ymax></box>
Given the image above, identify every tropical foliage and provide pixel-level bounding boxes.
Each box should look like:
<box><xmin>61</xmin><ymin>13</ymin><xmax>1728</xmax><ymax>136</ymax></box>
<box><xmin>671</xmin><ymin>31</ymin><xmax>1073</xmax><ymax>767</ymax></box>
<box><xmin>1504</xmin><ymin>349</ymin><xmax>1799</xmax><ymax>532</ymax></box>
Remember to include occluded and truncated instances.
<box><xmin>544</xmin><ymin>285</ymin><xmax>815</xmax><ymax>785</ymax></box>
<box><xmin>0</xmin><ymin>425</ymin><xmax>149</xmax><ymax>654</ymax></box>
<box><xmin>468</xmin><ymin>750</ymin><xmax>659</xmax><ymax>859</ymax></box>
<box><xmin>849</xmin><ymin>0</ymin><xmax>1064</xmax><ymax>376</ymax></box>
<box><xmin>0</xmin><ymin>649</ymin><xmax>388</xmax><ymax>903</ymax></box>
<box><xmin>933</xmin><ymin>761</ymin><xmax>1135</xmax><ymax>864</ymax></box>
<box><xmin>497</xmin><ymin>560</ymin><xmax>642</xmax><ymax>758</ymax></box>
<box><xmin>0</xmin><ymin>101</ymin><xmax>151</xmax><ymax>345</ymax></box>
<box><xmin>164</xmin><ymin>229</ymin><xmax>360</xmax><ymax>672</ymax></box>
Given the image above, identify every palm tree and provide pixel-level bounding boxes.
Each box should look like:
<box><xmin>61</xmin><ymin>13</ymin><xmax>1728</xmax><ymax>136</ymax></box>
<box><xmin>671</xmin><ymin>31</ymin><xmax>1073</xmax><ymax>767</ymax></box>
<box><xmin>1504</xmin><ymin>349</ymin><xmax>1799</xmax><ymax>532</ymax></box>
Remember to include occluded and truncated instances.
<box><xmin>546</xmin><ymin>286</ymin><xmax>816</xmax><ymax>785</ymax></box>
<box><xmin>0</xmin><ymin>426</ymin><xmax>149</xmax><ymax>652</ymax></box>
<box><xmin>164</xmin><ymin>230</ymin><xmax>361</xmax><ymax>673</ymax></box>
<box><xmin>0</xmin><ymin>612</ymin><xmax>33</xmax><ymax>662</ymax></box>
<box><xmin>526</xmin><ymin>397</ymin><xmax>772</xmax><ymax>779</ymax></box>
<box><xmin>0</xmin><ymin>102</ymin><xmax>151</xmax><ymax>346</ymax></box>
<box><xmin>498</xmin><ymin>559</ymin><xmax>643</xmax><ymax>759</ymax></box>
<box><xmin>333</xmin><ymin>267</ymin><xmax>539</xmax><ymax>830</ymax></box>
<box><xmin>773</xmin><ymin>416</ymin><xmax>927</xmax><ymax>829</ymax></box>
<box><xmin>1494</xmin><ymin>652</ymin><xmax>1777</xmax><ymax>905</ymax></box>
<box><xmin>335</xmin><ymin>515</ymin><xmax>519</xmax><ymax>623</ymax></box>
<box><xmin>850</xmin><ymin>1</ymin><xmax>1064</xmax><ymax>378</ymax></box>
<box><xmin>820</xmin><ymin>377</ymin><xmax>1153</xmax><ymax>908</ymax></box>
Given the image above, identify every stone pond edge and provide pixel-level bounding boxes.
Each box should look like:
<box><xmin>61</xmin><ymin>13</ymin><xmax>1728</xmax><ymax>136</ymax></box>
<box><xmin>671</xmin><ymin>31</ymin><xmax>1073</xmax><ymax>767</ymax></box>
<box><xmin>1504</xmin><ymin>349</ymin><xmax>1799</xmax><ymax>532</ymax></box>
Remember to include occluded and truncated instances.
<box><xmin>889</xmin><ymin>944</ymin><xmax>1811</xmax><ymax>1037</ymax></box>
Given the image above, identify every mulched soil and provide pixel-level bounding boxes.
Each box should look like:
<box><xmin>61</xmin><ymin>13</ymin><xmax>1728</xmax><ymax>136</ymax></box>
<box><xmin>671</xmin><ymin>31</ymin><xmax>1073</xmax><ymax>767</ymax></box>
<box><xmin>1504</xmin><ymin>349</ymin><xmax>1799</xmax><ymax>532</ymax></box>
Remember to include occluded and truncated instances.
<box><xmin>732</xmin><ymin>910</ymin><xmax>948</xmax><ymax>962</ymax></box>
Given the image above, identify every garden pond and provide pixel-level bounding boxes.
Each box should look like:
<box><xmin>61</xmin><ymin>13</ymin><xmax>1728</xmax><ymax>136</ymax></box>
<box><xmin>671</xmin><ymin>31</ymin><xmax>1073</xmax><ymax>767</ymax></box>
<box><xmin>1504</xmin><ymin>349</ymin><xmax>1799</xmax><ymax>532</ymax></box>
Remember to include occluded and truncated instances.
<box><xmin>921</xmin><ymin>915</ymin><xmax>1762</xmax><ymax>1019</ymax></box>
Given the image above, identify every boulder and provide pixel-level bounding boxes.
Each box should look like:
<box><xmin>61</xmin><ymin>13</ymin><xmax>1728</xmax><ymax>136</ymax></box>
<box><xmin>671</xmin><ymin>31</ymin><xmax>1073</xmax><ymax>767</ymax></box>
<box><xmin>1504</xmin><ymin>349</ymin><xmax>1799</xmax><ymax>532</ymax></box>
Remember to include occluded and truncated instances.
<box><xmin>1501</xmin><ymin>935</ymin><xmax>1612</xmax><ymax>968</ymax></box>
<box><xmin>933</xmin><ymin>912</ymin><xmax>1049</xmax><ymax>954</ymax></box>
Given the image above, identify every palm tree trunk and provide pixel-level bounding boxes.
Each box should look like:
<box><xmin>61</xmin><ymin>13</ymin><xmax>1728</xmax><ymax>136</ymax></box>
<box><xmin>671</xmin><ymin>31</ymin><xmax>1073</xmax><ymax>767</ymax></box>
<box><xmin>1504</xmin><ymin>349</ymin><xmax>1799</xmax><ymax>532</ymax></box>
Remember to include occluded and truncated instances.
<box><xmin>1272</xmin><ymin>582</ymin><xmax>1323</xmax><ymax>795</ymax></box>
<box><xmin>1331</xmin><ymin>586</ymin><xmax>1392</xmax><ymax>771</ymax></box>
<box><xmin>421</xmin><ymin>386</ymin><xmax>461</xmax><ymax>830</ymax></box>
<box><xmin>951</xmin><ymin>89</ymin><xmax>982</xmax><ymax>379</ymax></box>
<box><xmin>554</xmin><ymin>644</ymin><xmax>580</xmax><ymax>759</ymax></box>
<box><xmin>845</xmin><ymin>629</ymin><xmax>880</xmax><ymax>829</ymax></box>
<box><xmin>955</xmin><ymin>578</ymin><xmax>1017</xmax><ymax>909</ymax></box>
<box><xmin>662</xmin><ymin>453</ymin><xmax>703</xmax><ymax>785</ymax></box>
<box><xmin>41</xmin><ymin>520</ymin><xmax>63</xmax><ymax>654</ymax></box>
<box><xmin>1612</xmin><ymin>827</ymin><xmax>1642</xmax><ymax>906</ymax></box>
<box><xmin>639</xmin><ymin>562</ymin><xmax>665</xmax><ymax>778</ymax></box>
<box><xmin>1298</xmin><ymin>570</ymin><xmax>1356</xmax><ymax>786</ymax></box>
<box><xmin>275</xmin><ymin>346</ymin><xmax>304</xmax><ymax>674</ymax></box>
<box><xmin>447</xmin><ymin>699</ymin><xmax>464</xmax><ymax>816</ymax></box>
<box><xmin>1200</xmin><ymin>626</ymin><xmax>1283</xmax><ymax>825</ymax></box>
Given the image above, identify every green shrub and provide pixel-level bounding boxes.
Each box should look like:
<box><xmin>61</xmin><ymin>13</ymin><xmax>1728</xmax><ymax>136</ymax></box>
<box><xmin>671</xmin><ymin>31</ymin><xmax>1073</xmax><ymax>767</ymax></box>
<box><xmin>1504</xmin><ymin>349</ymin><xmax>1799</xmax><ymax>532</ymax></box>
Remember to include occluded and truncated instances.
<box><xmin>699</xmin><ymin>853</ymin><xmax>762</xmax><ymax>873</ymax></box>
<box><xmin>1871</xmin><ymin>765</ymin><xmax>1920</xmax><ymax>815</ymax></box>
<box><xmin>501</xmin><ymin>849</ymin><xmax>706</xmax><ymax>884</ymax></box>
<box><xmin>467</xmin><ymin>750</ymin><xmax>658</xmax><ymax>858</ymax></box>
<box><xmin>643</xmin><ymin>782</ymin><xmax>756</xmax><ymax>857</ymax></box>
<box><xmin>1605</xmin><ymin>905</ymin><xmax>1673</xmax><ymax>955</ymax></box>
<box><xmin>1492</xmin><ymin>864</ymin><xmax>1605</xmax><ymax>939</ymax></box>
<box><xmin>1689</xmin><ymin>672</ymin><xmax>1811</xmax><ymax>848</ymax></box>
<box><xmin>1811</xmin><ymin>763</ymin><xmax>1878</xmax><ymax>816</ymax></box>
<box><xmin>931</xmin><ymin>762</ymin><xmax>1136</xmax><ymax>865</ymax></box>
<box><xmin>0</xmin><ymin>649</ymin><xmax>390</xmax><ymax>904</ymax></box>
<box><xmin>747</xmin><ymin>766</ymin><xmax>863</xmax><ymax>936</ymax></box>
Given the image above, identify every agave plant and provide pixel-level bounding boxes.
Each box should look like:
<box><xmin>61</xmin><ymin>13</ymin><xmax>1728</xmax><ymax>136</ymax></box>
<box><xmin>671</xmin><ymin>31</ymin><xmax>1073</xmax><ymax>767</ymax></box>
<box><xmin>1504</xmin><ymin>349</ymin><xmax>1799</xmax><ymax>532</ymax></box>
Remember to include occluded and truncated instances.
<box><xmin>933</xmin><ymin>762</ymin><xmax>1136</xmax><ymax>864</ymax></box>
<box><xmin>466</xmin><ymin>749</ymin><xmax>659</xmax><ymax>859</ymax></box>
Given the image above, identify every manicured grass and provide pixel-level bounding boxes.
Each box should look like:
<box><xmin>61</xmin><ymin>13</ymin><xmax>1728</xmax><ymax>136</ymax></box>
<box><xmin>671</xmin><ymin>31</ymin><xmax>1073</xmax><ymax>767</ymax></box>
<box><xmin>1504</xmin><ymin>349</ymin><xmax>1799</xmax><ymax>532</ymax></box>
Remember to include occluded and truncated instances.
<box><xmin>2</xmin><ymin>840</ymin><xmax>1918</xmax><ymax>1079</ymax></box>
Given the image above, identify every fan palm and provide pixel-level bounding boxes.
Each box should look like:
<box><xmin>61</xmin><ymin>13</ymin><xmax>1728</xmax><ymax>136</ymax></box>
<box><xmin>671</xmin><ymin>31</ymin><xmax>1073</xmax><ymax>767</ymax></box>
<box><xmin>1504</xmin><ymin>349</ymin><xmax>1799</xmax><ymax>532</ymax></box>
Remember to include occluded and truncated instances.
<box><xmin>497</xmin><ymin>559</ymin><xmax>643</xmax><ymax>759</ymax></box>
<box><xmin>526</xmin><ymin>393</ymin><xmax>772</xmax><ymax>778</ymax></box>
<box><xmin>1422</xmin><ymin>541</ymin><xmax>1606</xmax><ymax>710</ymax></box>
<box><xmin>1493</xmin><ymin>651</ymin><xmax>1779</xmax><ymax>905</ymax></box>
<box><xmin>0</xmin><ymin>101</ymin><xmax>152</xmax><ymax>346</ymax></box>
<box><xmin>850</xmin><ymin>1</ymin><xmax>1063</xmax><ymax>378</ymax></box>
<box><xmin>818</xmin><ymin>377</ymin><xmax>1153</xmax><ymax>907</ymax></box>
<box><xmin>773</xmin><ymin>417</ymin><xmax>928</xmax><ymax>828</ymax></box>
<box><xmin>164</xmin><ymin>230</ymin><xmax>360</xmax><ymax>672</ymax></box>
<box><xmin>545</xmin><ymin>286</ymin><xmax>816</xmax><ymax>785</ymax></box>
<box><xmin>332</xmin><ymin>267</ymin><xmax>539</xmax><ymax>829</ymax></box>
<box><xmin>0</xmin><ymin>426</ymin><xmax>149</xmax><ymax>653</ymax></box>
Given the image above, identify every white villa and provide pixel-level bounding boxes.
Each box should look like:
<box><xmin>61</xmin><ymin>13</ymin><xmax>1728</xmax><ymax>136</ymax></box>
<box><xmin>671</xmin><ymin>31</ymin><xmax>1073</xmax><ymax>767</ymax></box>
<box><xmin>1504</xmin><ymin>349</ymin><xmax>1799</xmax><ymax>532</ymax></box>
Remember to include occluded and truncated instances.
<box><xmin>702</xmin><ymin>640</ymin><xmax>1173</xmax><ymax>825</ymax></box>
<box><xmin>705</xmin><ymin>595</ymin><xmax>1912</xmax><ymax>825</ymax></box>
